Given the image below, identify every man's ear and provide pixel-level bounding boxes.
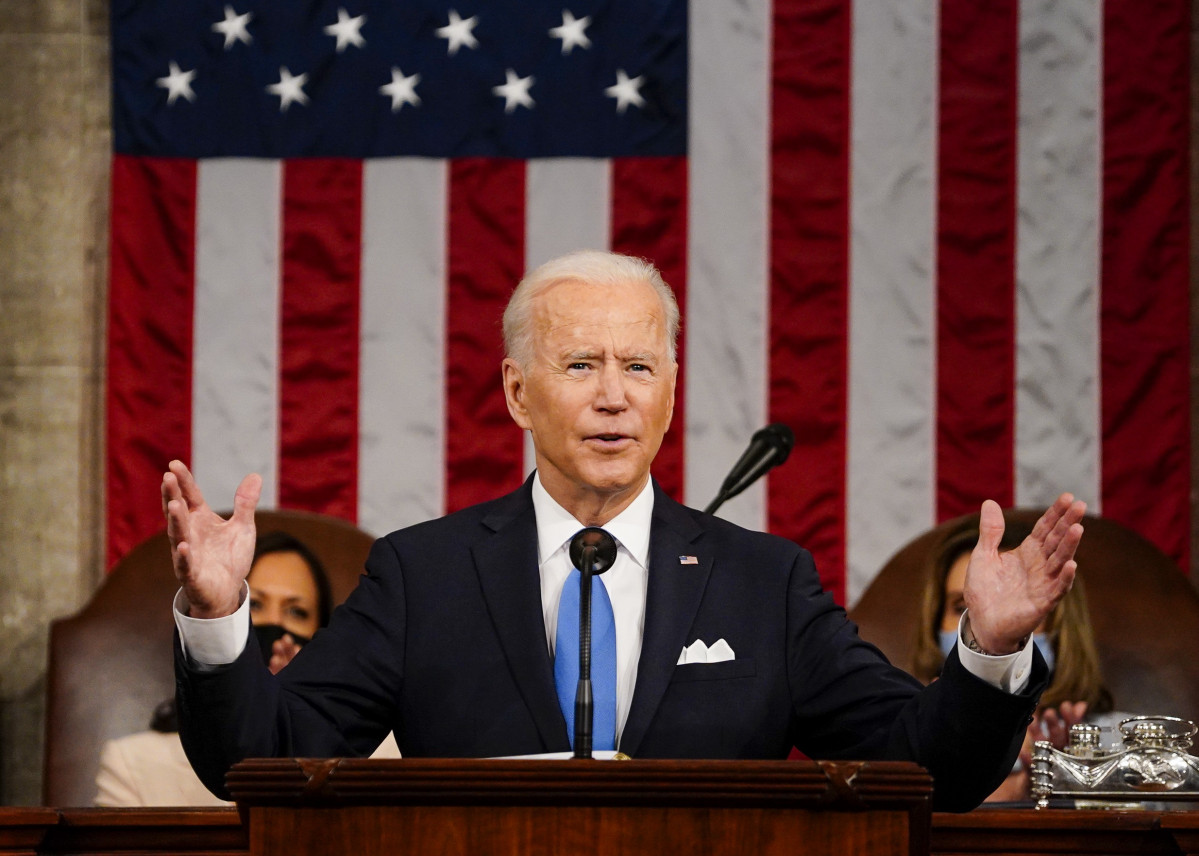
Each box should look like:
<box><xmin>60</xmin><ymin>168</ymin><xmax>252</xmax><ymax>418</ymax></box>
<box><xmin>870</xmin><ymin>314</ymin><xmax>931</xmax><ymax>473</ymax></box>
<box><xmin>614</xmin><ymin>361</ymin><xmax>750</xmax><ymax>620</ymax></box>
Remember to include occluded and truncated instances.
<box><xmin>502</xmin><ymin>358</ymin><xmax>533</xmax><ymax>430</ymax></box>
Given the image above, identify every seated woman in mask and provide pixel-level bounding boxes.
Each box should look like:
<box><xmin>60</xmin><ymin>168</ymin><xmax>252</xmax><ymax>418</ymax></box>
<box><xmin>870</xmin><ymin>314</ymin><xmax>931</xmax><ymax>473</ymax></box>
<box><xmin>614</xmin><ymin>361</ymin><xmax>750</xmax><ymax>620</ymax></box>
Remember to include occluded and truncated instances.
<box><xmin>911</xmin><ymin>519</ymin><xmax>1125</xmax><ymax>803</ymax></box>
<box><xmin>94</xmin><ymin>532</ymin><xmax>398</xmax><ymax>807</ymax></box>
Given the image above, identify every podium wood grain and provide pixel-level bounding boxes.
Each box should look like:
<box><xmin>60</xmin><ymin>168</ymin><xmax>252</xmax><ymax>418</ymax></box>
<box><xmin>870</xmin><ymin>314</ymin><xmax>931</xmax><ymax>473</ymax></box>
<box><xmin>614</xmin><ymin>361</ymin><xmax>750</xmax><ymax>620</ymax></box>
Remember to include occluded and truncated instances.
<box><xmin>227</xmin><ymin>758</ymin><xmax>933</xmax><ymax>856</ymax></box>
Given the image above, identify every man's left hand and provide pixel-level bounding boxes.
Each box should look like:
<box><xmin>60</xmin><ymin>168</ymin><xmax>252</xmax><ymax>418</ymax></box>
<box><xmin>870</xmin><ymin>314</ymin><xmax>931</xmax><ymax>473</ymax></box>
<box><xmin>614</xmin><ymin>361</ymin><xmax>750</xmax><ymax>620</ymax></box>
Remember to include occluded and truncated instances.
<box><xmin>964</xmin><ymin>493</ymin><xmax>1086</xmax><ymax>654</ymax></box>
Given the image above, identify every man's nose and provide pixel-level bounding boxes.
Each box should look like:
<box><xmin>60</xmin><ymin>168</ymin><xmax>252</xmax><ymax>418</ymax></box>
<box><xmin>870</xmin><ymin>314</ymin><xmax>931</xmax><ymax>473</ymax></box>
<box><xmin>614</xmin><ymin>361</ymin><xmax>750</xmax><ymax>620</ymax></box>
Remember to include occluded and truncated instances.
<box><xmin>594</xmin><ymin>362</ymin><xmax>628</xmax><ymax>410</ymax></box>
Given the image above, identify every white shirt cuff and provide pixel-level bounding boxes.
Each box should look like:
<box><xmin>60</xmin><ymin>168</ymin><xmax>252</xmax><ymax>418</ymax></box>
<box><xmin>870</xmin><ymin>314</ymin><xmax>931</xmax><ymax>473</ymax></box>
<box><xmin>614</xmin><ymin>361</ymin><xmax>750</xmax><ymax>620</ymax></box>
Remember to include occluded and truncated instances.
<box><xmin>956</xmin><ymin>611</ymin><xmax>1034</xmax><ymax>694</ymax></box>
<box><xmin>173</xmin><ymin>582</ymin><xmax>250</xmax><ymax>666</ymax></box>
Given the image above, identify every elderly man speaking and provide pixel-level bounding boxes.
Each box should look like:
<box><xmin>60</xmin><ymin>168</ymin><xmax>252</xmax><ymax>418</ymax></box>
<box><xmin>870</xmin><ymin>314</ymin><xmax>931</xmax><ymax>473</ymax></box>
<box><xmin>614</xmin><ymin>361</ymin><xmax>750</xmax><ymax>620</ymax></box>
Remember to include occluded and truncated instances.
<box><xmin>163</xmin><ymin>249</ymin><xmax>1085</xmax><ymax>811</ymax></box>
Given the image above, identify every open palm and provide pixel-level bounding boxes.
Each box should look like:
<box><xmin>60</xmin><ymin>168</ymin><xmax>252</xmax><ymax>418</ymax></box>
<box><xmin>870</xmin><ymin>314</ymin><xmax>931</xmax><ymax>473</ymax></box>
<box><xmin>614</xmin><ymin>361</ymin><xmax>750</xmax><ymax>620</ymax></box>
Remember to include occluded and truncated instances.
<box><xmin>964</xmin><ymin>494</ymin><xmax>1086</xmax><ymax>654</ymax></box>
<box><xmin>161</xmin><ymin>460</ymin><xmax>261</xmax><ymax>618</ymax></box>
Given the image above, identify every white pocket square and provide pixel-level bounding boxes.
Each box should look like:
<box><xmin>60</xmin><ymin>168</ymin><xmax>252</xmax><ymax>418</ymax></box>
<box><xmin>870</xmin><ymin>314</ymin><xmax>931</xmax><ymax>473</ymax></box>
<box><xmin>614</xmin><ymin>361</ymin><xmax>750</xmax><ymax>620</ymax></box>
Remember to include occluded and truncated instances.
<box><xmin>677</xmin><ymin>638</ymin><xmax>736</xmax><ymax>665</ymax></box>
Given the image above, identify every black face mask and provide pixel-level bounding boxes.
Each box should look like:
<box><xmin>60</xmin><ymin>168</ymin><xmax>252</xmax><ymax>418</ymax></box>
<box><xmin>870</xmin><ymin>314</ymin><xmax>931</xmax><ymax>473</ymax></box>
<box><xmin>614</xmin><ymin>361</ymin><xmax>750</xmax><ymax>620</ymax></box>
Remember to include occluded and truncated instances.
<box><xmin>253</xmin><ymin>624</ymin><xmax>312</xmax><ymax>666</ymax></box>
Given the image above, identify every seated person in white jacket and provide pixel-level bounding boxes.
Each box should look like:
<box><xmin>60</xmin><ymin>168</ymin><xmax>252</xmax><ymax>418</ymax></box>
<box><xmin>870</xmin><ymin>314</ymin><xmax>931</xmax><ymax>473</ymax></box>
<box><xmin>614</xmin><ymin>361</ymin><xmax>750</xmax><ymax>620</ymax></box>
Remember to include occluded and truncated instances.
<box><xmin>95</xmin><ymin>532</ymin><xmax>399</xmax><ymax>807</ymax></box>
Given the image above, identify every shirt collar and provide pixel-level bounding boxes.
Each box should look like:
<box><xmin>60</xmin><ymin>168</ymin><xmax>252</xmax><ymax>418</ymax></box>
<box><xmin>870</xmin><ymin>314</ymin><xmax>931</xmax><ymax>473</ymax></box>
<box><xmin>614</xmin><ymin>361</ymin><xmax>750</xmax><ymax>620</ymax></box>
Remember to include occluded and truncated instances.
<box><xmin>531</xmin><ymin>472</ymin><xmax>655</xmax><ymax>569</ymax></box>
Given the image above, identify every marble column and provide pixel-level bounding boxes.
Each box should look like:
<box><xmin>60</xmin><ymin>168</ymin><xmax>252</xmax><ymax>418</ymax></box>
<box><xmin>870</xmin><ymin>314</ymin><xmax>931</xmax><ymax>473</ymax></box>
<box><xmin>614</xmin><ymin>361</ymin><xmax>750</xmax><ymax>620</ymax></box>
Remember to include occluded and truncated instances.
<box><xmin>0</xmin><ymin>0</ymin><xmax>109</xmax><ymax>805</ymax></box>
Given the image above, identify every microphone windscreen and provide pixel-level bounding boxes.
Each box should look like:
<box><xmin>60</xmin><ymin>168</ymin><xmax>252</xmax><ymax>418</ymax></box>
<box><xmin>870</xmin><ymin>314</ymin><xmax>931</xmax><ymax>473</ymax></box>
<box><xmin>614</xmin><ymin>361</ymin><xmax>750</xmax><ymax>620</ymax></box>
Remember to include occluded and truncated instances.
<box><xmin>569</xmin><ymin>527</ymin><xmax>618</xmax><ymax>574</ymax></box>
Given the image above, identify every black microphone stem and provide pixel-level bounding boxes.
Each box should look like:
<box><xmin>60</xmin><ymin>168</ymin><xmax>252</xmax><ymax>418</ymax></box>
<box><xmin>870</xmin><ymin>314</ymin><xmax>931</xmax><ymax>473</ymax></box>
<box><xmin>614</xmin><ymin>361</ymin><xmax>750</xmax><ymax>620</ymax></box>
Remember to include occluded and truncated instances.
<box><xmin>702</xmin><ymin>493</ymin><xmax>728</xmax><ymax>516</ymax></box>
<box><xmin>574</xmin><ymin>543</ymin><xmax>595</xmax><ymax>759</ymax></box>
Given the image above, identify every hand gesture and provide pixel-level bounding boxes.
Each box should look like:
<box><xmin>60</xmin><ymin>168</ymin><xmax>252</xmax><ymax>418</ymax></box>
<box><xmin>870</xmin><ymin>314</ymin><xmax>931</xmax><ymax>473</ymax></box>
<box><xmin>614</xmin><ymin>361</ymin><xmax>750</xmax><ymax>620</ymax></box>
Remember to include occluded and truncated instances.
<box><xmin>964</xmin><ymin>493</ymin><xmax>1086</xmax><ymax>654</ymax></box>
<box><xmin>267</xmin><ymin>634</ymin><xmax>305</xmax><ymax>675</ymax></box>
<box><xmin>1031</xmin><ymin>701</ymin><xmax>1090</xmax><ymax>752</ymax></box>
<box><xmin>161</xmin><ymin>460</ymin><xmax>261</xmax><ymax>619</ymax></box>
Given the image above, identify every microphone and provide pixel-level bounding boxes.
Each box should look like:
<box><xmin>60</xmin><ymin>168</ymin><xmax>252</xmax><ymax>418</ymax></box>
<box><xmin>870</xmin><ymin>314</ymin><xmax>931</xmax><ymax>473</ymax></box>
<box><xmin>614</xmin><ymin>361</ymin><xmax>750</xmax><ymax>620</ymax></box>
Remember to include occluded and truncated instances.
<box><xmin>703</xmin><ymin>423</ymin><xmax>795</xmax><ymax>515</ymax></box>
<box><xmin>568</xmin><ymin>527</ymin><xmax>617</xmax><ymax>759</ymax></box>
<box><xmin>569</xmin><ymin>527</ymin><xmax>618</xmax><ymax>574</ymax></box>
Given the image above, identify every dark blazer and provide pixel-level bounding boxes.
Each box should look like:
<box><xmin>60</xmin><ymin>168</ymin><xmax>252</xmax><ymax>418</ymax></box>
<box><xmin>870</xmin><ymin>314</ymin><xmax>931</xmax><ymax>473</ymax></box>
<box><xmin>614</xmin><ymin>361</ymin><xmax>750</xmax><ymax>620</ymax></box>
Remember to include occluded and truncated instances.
<box><xmin>177</xmin><ymin>477</ymin><xmax>1045</xmax><ymax>810</ymax></box>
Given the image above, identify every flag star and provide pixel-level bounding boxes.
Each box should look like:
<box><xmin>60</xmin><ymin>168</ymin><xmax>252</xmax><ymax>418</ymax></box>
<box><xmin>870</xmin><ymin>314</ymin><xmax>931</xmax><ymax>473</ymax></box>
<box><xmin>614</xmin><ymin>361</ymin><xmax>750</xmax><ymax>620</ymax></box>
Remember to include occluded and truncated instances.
<box><xmin>549</xmin><ymin>10</ymin><xmax>591</xmax><ymax>54</ymax></box>
<box><xmin>605</xmin><ymin>69</ymin><xmax>646</xmax><ymax>114</ymax></box>
<box><xmin>266</xmin><ymin>67</ymin><xmax>309</xmax><ymax>112</ymax></box>
<box><xmin>379</xmin><ymin>67</ymin><xmax>421</xmax><ymax>112</ymax></box>
<box><xmin>492</xmin><ymin>68</ymin><xmax>535</xmax><ymax>113</ymax></box>
<box><xmin>156</xmin><ymin>61</ymin><xmax>197</xmax><ymax>106</ymax></box>
<box><xmin>325</xmin><ymin>8</ymin><xmax>366</xmax><ymax>53</ymax></box>
<box><xmin>212</xmin><ymin>5</ymin><xmax>253</xmax><ymax>50</ymax></box>
<box><xmin>436</xmin><ymin>9</ymin><xmax>479</xmax><ymax>56</ymax></box>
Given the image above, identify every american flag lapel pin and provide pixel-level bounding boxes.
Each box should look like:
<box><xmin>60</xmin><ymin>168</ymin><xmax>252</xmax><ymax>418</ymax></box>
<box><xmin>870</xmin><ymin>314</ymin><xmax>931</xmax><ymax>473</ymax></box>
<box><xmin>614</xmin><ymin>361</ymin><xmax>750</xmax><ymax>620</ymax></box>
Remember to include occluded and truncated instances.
<box><xmin>679</xmin><ymin>555</ymin><xmax>699</xmax><ymax>565</ymax></box>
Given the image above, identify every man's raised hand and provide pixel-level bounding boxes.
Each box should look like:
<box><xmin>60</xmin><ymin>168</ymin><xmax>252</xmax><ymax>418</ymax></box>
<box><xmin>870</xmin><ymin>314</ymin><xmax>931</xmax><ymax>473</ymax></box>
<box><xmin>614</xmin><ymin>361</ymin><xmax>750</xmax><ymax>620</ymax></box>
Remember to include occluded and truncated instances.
<box><xmin>161</xmin><ymin>460</ymin><xmax>261</xmax><ymax>619</ymax></box>
<box><xmin>964</xmin><ymin>493</ymin><xmax>1086</xmax><ymax>655</ymax></box>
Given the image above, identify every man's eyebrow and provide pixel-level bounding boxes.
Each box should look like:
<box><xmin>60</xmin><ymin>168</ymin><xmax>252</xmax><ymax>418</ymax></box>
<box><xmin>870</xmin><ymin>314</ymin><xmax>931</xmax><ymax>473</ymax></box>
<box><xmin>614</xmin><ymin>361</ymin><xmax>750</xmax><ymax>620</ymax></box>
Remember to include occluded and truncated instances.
<box><xmin>616</xmin><ymin>351</ymin><xmax>659</xmax><ymax>364</ymax></box>
<box><xmin>560</xmin><ymin>350</ymin><xmax>660</xmax><ymax>362</ymax></box>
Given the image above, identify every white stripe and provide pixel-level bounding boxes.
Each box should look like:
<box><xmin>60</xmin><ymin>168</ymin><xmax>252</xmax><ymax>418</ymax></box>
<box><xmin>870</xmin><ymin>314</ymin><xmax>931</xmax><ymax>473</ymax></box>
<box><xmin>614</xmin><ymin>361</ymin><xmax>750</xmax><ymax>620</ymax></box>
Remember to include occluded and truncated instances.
<box><xmin>359</xmin><ymin>158</ymin><xmax>448</xmax><ymax>535</ymax></box>
<box><xmin>192</xmin><ymin>159</ymin><xmax>281</xmax><ymax>509</ymax></box>
<box><xmin>1015</xmin><ymin>0</ymin><xmax>1102</xmax><ymax>512</ymax></box>
<box><xmin>684</xmin><ymin>0</ymin><xmax>771</xmax><ymax>528</ymax></box>
<box><xmin>523</xmin><ymin>158</ymin><xmax>612</xmax><ymax>475</ymax></box>
<box><xmin>846</xmin><ymin>0</ymin><xmax>939</xmax><ymax>605</ymax></box>
<box><xmin>526</xmin><ymin>159</ymin><xmax>611</xmax><ymax>268</ymax></box>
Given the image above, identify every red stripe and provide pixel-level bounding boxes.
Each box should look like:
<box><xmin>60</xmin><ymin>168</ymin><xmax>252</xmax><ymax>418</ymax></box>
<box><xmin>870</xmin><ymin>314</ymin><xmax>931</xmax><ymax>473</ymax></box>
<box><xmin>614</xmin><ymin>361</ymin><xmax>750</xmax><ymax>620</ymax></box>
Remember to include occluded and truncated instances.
<box><xmin>611</xmin><ymin>156</ymin><xmax>688</xmax><ymax>502</ymax></box>
<box><xmin>935</xmin><ymin>3</ymin><xmax>1018</xmax><ymax>520</ymax></box>
<box><xmin>1101</xmin><ymin>0</ymin><xmax>1191</xmax><ymax>571</ymax></box>
<box><xmin>277</xmin><ymin>159</ymin><xmax>362</xmax><ymax>522</ymax></box>
<box><xmin>106</xmin><ymin>155</ymin><xmax>196</xmax><ymax>567</ymax></box>
<box><xmin>445</xmin><ymin>159</ymin><xmax>527</xmax><ymax>512</ymax></box>
<box><xmin>769</xmin><ymin>0</ymin><xmax>851</xmax><ymax>602</ymax></box>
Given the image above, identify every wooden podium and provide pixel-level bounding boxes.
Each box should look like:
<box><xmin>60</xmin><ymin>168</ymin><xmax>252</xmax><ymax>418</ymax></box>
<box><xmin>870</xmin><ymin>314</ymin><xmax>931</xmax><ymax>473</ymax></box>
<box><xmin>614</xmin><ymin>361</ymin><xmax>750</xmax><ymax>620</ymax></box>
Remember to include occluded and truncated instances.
<box><xmin>226</xmin><ymin>758</ymin><xmax>932</xmax><ymax>856</ymax></box>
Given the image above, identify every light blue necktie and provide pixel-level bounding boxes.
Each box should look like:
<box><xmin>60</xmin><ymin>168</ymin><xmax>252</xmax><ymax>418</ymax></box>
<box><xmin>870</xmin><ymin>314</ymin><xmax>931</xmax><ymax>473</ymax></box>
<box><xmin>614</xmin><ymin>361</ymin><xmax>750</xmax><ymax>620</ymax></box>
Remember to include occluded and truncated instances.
<box><xmin>554</xmin><ymin>569</ymin><xmax>617</xmax><ymax>751</ymax></box>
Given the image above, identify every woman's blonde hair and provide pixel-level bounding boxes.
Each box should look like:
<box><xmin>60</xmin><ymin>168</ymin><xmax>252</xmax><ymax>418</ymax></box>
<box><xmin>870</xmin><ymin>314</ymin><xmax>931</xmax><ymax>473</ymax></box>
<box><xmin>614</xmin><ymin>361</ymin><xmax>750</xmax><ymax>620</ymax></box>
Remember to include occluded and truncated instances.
<box><xmin>911</xmin><ymin>516</ymin><xmax>1113</xmax><ymax>713</ymax></box>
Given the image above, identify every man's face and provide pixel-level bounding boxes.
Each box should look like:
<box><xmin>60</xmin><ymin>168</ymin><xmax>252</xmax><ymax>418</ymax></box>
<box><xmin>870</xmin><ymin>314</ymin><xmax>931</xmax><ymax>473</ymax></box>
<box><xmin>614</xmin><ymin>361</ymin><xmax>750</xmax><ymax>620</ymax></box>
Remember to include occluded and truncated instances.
<box><xmin>503</xmin><ymin>276</ymin><xmax>677</xmax><ymax>519</ymax></box>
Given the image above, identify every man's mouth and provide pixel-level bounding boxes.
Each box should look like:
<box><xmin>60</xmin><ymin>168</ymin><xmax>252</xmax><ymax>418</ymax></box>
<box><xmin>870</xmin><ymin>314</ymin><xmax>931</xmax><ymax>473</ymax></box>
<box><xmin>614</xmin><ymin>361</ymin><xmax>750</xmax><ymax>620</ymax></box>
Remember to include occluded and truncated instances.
<box><xmin>587</xmin><ymin>433</ymin><xmax>632</xmax><ymax>445</ymax></box>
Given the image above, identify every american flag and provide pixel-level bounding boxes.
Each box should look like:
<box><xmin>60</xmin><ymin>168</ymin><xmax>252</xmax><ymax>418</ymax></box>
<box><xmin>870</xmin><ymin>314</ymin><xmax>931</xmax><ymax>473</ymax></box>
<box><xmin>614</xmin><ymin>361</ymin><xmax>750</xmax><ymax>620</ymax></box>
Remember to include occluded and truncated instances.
<box><xmin>108</xmin><ymin>0</ymin><xmax>1191</xmax><ymax>605</ymax></box>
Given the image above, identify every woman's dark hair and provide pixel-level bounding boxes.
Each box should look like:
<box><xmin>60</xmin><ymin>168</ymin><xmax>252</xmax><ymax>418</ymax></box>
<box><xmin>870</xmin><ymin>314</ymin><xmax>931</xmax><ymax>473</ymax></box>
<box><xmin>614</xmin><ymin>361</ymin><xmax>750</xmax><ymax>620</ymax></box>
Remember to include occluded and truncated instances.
<box><xmin>252</xmin><ymin>531</ymin><xmax>334</xmax><ymax>629</ymax></box>
<box><xmin>152</xmin><ymin>531</ymin><xmax>333</xmax><ymax>732</ymax></box>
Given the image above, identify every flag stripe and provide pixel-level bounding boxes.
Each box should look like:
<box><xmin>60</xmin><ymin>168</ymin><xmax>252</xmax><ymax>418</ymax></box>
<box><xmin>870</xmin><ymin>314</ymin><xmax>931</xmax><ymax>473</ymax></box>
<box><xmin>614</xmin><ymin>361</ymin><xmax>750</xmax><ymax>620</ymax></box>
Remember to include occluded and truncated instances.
<box><xmin>359</xmin><ymin>158</ymin><xmax>448</xmax><ymax>536</ymax></box>
<box><xmin>1100</xmin><ymin>0</ymin><xmax>1191</xmax><ymax>568</ymax></box>
<box><xmin>1014</xmin><ymin>0</ymin><xmax>1102</xmax><ymax>511</ymax></box>
<box><xmin>769</xmin><ymin>0</ymin><xmax>852</xmax><ymax>600</ymax></box>
<box><xmin>278</xmin><ymin>159</ymin><xmax>363</xmax><ymax>521</ymax></box>
<box><xmin>526</xmin><ymin>159</ymin><xmax>612</xmax><ymax>270</ymax></box>
<box><xmin>445</xmin><ymin>158</ymin><xmax>527</xmax><ymax>512</ymax></box>
<box><xmin>106</xmin><ymin>155</ymin><xmax>197</xmax><ymax>567</ymax></box>
<box><xmin>524</xmin><ymin>158</ymin><xmax>613</xmax><ymax>474</ymax></box>
<box><xmin>193</xmin><ymin>159</ymin><xmax>282</xmax><ymax>509</ymax></box>
<box><xmin>935</xmin><ymin>2</ymin><xmax>1019</xmax><ymax>519</ymax></box>
<box><xmin>611</xmin><ymin>156</ymin><xmax>689</xmax><ymax>501</ymax></box>
<box><xmin>846</xmin><ymin>0</ymin><xmax>938</xmax><ymax>603</ymax></box>
<box><xmin>683</xmin><ymin>0</ymin><xmax>771</xmax><ymax>529</ymax></box>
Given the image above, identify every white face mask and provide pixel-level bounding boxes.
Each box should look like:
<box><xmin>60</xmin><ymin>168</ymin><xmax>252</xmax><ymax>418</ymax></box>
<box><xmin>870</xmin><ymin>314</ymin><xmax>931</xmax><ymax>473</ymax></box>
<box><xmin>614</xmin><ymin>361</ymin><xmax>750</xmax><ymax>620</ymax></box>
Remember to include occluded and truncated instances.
<box><xmin>938</xmin><ymin>628</ymin><xmax>1056</xmax><ymax>672</ymax></box>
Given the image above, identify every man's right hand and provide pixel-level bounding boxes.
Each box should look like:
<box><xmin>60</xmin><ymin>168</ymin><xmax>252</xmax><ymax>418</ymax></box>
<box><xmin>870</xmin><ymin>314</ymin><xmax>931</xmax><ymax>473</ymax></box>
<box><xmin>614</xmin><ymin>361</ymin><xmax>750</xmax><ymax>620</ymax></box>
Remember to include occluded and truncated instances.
<box><xmin>162</xmin><ymin>460</ymin><xmax>261</xmax><ymax>619</ymax></box>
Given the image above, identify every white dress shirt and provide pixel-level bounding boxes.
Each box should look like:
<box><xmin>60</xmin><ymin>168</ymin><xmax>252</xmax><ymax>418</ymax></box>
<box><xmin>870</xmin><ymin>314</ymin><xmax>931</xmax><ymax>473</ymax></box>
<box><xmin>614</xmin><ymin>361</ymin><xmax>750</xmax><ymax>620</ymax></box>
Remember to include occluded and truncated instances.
<box><xmin>532</xmin><ymin>473</ymin><xmax>652</xmax><ymax>747</ymax></box>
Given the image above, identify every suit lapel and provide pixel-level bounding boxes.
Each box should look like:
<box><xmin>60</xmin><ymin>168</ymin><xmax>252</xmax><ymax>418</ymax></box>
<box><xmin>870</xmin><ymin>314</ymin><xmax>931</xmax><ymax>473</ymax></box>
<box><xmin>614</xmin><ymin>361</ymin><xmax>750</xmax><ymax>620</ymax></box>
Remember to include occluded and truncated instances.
<box><xmin>619</xmin><ymin>486</ymin><xmax>711</xmax><ymax>756</ymax></box>
<box><xmin>472</xmin><ymin>484</ymin><xmax>570</xmax><ymax>752</ymax></box>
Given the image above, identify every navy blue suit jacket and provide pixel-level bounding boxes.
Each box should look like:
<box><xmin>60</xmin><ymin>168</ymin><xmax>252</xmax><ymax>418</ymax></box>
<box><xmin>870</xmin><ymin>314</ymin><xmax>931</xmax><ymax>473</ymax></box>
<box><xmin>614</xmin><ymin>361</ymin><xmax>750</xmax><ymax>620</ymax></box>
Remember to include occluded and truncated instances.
<box><xmin>176</xmin><ymin>477</ymin><xmax>1045</xmax><ymax>810</ymax></box>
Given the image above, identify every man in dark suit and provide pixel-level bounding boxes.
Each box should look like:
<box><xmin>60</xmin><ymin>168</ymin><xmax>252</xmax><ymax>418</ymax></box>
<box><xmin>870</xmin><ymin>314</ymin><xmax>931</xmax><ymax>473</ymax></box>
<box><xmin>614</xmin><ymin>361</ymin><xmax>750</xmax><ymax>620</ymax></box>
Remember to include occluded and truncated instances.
<box><xmin>164</xmin><ymin>250</ymin><xmax>1085</xmax><ymax>811</ymax></box>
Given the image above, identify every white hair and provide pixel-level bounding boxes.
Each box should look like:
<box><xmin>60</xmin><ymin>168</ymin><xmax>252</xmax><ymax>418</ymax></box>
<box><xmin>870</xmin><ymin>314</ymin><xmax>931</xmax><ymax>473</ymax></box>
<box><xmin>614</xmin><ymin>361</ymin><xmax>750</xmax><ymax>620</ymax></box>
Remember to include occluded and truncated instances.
<box><xmin>502</xmin><ymin>249</ymin><xmax>680</xmax><ymax>368</ymax></box>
